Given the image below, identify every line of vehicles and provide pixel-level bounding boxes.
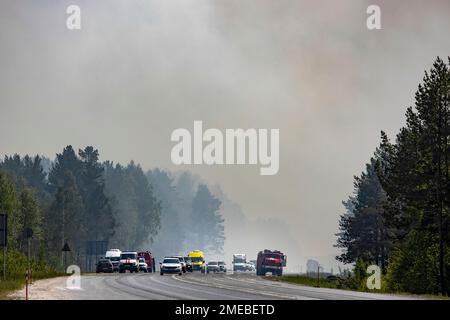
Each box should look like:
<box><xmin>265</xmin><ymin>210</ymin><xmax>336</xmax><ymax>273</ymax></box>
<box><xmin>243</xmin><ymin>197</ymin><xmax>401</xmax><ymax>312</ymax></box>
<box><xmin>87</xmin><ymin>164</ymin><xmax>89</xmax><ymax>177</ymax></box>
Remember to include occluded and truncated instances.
<box><xmin>160</xmin><ymin>250</ymin><xmax>227</xmax><ymax>275</ymax></box>
<box><xmin>96</xmin><ymin>248</ymin><xmax>287</xmax><ymax>277</ymax></box>
<box><xmin>96</xmin><ymin>249</ymin><xmax>156</xmax><ymax>273</ymax></box>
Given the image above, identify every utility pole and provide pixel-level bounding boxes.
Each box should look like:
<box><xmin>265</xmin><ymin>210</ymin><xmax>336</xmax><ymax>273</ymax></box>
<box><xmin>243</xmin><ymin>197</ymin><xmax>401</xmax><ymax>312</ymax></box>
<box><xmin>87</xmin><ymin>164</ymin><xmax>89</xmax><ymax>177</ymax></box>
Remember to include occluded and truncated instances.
<box><xmin>25</xmin><ymin>228</ymin><xmax>33</xmax><ymax>284</ymax></box>
<box><xmin>25</xmin><ymin>269</ymin><xmax>29</xmax><ymax>301</ymax></box>
<box><xmin>27</xmin><ymin>237</ymin><xmax>30</xmax><ymax>279</ymax></box>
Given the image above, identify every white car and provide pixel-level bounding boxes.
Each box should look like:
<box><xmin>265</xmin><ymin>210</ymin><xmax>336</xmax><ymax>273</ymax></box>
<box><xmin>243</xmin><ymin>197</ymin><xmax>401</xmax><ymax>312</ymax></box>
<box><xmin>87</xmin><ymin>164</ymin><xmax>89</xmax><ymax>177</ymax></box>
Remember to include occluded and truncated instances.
<box><xmin>171</xmin><ymin>256</ymin><xmax>187</xmax><ymax>273</ymax></box>
<box><xmin>246</xmin><ymin>262</ymin><xmax>256</xmax><ymax>272</ymax></box>
<box><xmin>160</xmin><ymin>257</ymin><xmax>183</xmax><ymax>276</ymax></box>
<box><xmin>138</xmin><ymin>257</ymin><xmax>148</xmax><ymax>273</ymax></box>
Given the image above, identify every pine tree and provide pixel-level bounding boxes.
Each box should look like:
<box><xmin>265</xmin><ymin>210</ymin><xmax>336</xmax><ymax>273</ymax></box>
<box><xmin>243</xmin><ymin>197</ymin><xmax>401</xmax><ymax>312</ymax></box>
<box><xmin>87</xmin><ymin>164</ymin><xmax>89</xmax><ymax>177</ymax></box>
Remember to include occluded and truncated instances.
<box><xmin>124</xmin><ymin>162</ymin><xmax>160</xmax><ymax>249</ymax></box>
<box><xmin>78</xmin><ymin>147</ymin><xmax>115</xmax><ymax>242</ymax></box>
<box><xmin>191</xmin><ymin>184</ymin><xmax>224</xmax><ymax>253</ymax></box>
<box><xmin>335</xmin><ymin>159</ymin><xmax>389</xmax><ymax>269</ymax></box>
<box><xmin>1</xmin><ymin>155</ymin><xmax>50</xmax><ymax>203</ymax></box>
<box><xmin>46</xmin><ymin>172</ymin><xmax>85</xmax><ymax>265</ymax></box>
<box><xmin>104</xmin><ymin>162</ymin><xmax>160</xmax><ymax>250</ymax></box>
<box><xmin>104</xmin><ymin>162</ymin><xmax>137</xmax><ymax>249</ymax></box>
<box><xmin>359</xmin><ymin>57</ymin><xmax>450</xmax><ymax>294</ymax></box>
<box><xmin>48</xmin><ymin>146</ymin><xmax>82</xmax><ymax>191</ymax></box>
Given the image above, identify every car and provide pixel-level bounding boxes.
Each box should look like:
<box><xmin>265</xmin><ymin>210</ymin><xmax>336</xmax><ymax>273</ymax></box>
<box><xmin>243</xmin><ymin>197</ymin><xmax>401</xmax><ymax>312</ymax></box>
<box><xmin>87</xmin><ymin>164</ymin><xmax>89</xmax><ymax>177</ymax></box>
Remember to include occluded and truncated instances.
<box><xmin>160</xmin><ymin>257</ymin><xmax>183</xmax><ymax>276</ymax></box>
<box><xmin>138</xmin><ymin>257</ymin><xmax>148</xmax><ymax>272</ymax></box>
<box><xmin>119</xmin><ymin>251</ymin><xmax>139</xmax><ymax>273</ymax></box>
<box><xmin>246</xmin><ymin>261</ymin><xmax>256</xmax><ymax>272</ymax></box>
<box><xmin>218</xmin><ymin>261</ymin><xmax>227</xmax><ymax>272</ymax></box>
<box><xmin>108</xmin><ymin>256</ymin><xmax>121</xmax><ymax>272</ymax></box>
<box><xmin>184</xmin><ymin>256</ymin><xmax>193</xmax><ymax>272</ymax></box>
<box><xmin>96</xmin><ymin>258</ymin><xmax>114</xmax><ymax>273</ymax></box>
<box><xmin>105</xmin><ymin>249</ymin><xmax>121</xmax><ymax>272</ymax></box>
<box><xmin>206</xmin><ymin>261</ymin><xmax>220</xmax><ymax>273</ymax></box>
<box><xmin>170</xmin><ymin>256</ymin><xmax>187</xmax><ymax>273</ymax></box>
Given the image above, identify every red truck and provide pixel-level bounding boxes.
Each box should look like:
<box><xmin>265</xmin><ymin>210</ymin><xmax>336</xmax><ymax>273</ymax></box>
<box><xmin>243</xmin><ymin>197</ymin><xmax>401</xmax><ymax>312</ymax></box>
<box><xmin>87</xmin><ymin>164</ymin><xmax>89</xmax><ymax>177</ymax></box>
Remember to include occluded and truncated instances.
<box><xmin>256</xmin><ymin>249</ymin><xmax>287</xmax><ymax>276</ymax></box>
<box><xmin>138</xmin><ymin>251</ymin><xmax>156</xmax><ymax>273</ymax></box>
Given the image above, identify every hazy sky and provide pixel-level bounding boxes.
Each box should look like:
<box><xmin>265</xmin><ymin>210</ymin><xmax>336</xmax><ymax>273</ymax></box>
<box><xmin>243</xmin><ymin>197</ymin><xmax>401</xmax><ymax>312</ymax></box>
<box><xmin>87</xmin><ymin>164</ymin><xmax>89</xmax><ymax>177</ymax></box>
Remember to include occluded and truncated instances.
<box><xmin>1</xmin><ymin>0</ymin><xmax>450</xmax><ymax>267</ymax></box>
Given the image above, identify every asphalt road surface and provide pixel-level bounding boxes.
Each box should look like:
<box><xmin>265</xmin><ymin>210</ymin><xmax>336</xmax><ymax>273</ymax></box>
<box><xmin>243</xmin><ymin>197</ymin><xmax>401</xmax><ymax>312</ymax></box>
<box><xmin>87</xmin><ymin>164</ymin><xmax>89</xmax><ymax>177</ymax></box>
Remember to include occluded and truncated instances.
<box><xmin>16</xmin><ymin>272</ymin><xmax>418</xmax><ymax>300</ymax></box>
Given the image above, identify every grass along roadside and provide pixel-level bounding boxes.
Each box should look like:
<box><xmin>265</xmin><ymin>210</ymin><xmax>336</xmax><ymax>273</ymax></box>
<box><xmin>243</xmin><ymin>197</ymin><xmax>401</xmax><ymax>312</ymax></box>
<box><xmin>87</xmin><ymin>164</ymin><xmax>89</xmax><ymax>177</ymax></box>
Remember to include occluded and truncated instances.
<box><xmin>0</xmin><ymin>249</ymin><xmax>66</xmax><ymax>299</ymax></box>
<box><xmin>266</xmin><ymin>275</ymin><xmax>450</xmax><ymax>299</ymax></box>
<box><xmin>0</xmin><ymin>279</ymin><xmax>24</xmax><ymax>299</ymax></box>
<box><xmin>0</xmin><ymin>271</ymin><xmax>65</xmax><ymax>299</ymax></box>
<box><xmin>266</xmin><ymin>275</ymin><xmax>338</xmax><ymax>289</ymax></box>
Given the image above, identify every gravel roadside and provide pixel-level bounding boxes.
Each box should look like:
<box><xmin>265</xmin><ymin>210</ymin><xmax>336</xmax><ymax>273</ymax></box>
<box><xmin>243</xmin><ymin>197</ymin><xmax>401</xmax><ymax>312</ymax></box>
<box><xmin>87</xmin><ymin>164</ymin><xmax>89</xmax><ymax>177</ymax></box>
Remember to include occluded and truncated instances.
<box><xmin>8</xmin><ymin>276</ymin><xmax>71</xmax><ymax>300</ymax></box>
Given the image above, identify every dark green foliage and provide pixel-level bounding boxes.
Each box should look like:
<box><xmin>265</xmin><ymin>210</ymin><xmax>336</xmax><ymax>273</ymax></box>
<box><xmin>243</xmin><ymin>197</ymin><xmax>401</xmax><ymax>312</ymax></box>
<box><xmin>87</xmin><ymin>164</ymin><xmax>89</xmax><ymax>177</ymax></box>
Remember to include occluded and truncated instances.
<box><xmin>1</xmin><ymin>146</ymin><xmax>162</xmax><ymax>272</ymax></box>
<box><xmin>45</xmin><ymin>171</ymin><xmax>85</xmax><ymax>264</ymax></box>
<box><xmin>78</xmin><ymin>147</ymin><xmax>115</xmax><ymax>242</ymax></box>
<box><xmin>385</xmin><ymin>230</ymin><xmax>440</xmax><ymax>293</ymax></box>
<box><xmin>0</xmin><ymin>172</ymin><xmax>55</xmax><ymax>287</ymax></box>
<box><xmin>336</xmin><ymin>57</ymin><xmax>450</xmax><ymax>295</ymax></box>
<box><xmin>0</xmin><ymin>171</ymin><xmax>19</xmax><ymax>248</ymax></box>
<box><xmin>0</xmin><ymin>249</ymin><xmax>62</xmax><ymax>297</ymax></box>
<box><xmin>48</xmin><ymin>146</ymin><xmax>81</xmax><ymax>190</ymax></box>
<box><xmin>46</xmin><ymin>146</ymin><xmax>116</xmax><ymax>268</ymax></box>
<box><xmin>17</xmin><ymin>189</ymin><xmax>43</xmax><ymax>249</ymax></box>
<box><xmin>190</xmin><ymin>184</ymin><xmax>225</xmax><ymax>254</ymax></box>
<box><xmin>380</xmin><ymin>57</ymin><xmax>450</xmax><ymax>295</ymax></box>
<box><xmin>104</xmin><ymin>162</ymin><xmax>160</xmax><ymax>250</ymax></box>
<box><xmin>1</xmin><ymin>145</ymin><xmax>226</xmax><ymax>276</ymax></box>
<box><xmin>1</xmin><ymin>155</ymin><xmax>51</xmax><ymax>204</ymax></box>
<box><xmin>124</xmin><ymin>162</ymin><xmax>160</xmax><ymax>248</ymax></box>
<box><xmin>336</xmin><ymin>159</ymin><xmax>390</xmax><ymax>270</ymax></box>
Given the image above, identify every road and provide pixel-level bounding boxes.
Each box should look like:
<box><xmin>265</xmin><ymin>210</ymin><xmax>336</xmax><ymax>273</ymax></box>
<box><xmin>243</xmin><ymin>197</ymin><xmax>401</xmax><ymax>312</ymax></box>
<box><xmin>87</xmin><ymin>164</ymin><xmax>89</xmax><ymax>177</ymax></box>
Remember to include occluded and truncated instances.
<box><xmin>10</xmin><ymin>272</ymin><xmax>418</xmax><ymax>300</ymax></box>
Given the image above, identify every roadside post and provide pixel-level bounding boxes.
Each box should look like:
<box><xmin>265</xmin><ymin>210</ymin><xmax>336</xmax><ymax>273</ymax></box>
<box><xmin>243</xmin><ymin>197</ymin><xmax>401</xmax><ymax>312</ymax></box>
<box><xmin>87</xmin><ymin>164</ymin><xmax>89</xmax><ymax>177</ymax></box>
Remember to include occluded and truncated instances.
<box><xmin>0</xmin><ymin>214</ymin><xmax>7</xmax><ymax>281</ymax></box>
<box><xmin>25</xmin><ymin>270</ymin><xmax>29</xmax><ymax>300</ymax></box>
<box><xmin>25</xmin><ymin>227</ymin><xmax>33</xmax><ymax>284</ymax></box>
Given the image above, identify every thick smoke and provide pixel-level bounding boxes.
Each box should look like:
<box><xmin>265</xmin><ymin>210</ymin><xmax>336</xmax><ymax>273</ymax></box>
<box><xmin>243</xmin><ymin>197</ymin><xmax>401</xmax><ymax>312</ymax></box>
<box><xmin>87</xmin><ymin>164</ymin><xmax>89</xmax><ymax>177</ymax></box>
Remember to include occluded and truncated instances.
<box><xmin>1</xmin><ymin>1</ymin><xmax>450</xmax><ymax>271</ymax></box>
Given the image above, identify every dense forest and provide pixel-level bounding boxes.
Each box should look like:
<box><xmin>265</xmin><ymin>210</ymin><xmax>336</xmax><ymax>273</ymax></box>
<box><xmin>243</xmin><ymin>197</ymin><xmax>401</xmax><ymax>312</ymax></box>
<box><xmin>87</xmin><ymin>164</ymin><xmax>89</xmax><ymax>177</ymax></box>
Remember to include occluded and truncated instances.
<box><xmin>0</xmin><ymin>146</ymin><xmax>225</xmax><ymax>276</ymax></box>
<box><xmin>336</xmin><ymin>57</ymin><xmax>450</xmax><ymax>295</ymax></box>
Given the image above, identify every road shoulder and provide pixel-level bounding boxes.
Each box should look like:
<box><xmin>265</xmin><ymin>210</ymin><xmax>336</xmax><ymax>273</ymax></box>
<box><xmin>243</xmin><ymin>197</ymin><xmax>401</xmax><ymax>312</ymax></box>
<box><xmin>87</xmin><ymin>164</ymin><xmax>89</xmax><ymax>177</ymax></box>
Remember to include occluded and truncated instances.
<box><xmin>7</xmin><ymin>276</ymin><xmax>70</xmax><ymax>300</ymax></box>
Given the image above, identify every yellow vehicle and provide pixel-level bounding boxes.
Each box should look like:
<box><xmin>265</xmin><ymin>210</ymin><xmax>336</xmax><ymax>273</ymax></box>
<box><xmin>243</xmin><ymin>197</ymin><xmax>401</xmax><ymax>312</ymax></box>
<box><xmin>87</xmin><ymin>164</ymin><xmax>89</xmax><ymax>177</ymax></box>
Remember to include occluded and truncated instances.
<box><xmin>188</xmin><ymin>250</ymin><xmax>206</xmax><ymax>272</ymax></box>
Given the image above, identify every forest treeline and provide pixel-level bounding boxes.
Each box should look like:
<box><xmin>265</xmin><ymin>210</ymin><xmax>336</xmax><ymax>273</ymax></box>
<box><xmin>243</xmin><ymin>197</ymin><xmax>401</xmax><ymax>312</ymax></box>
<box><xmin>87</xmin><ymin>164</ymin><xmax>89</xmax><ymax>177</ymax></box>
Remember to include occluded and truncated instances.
<box><xmin>336</xmin><ymin>57</ymin><xmax>450</xmax><ymax>295</ymax></box>
<box><xmin>0</xmin><ymin>146</ymin><xmax>225</xmax><ymax>275</ymax></box>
